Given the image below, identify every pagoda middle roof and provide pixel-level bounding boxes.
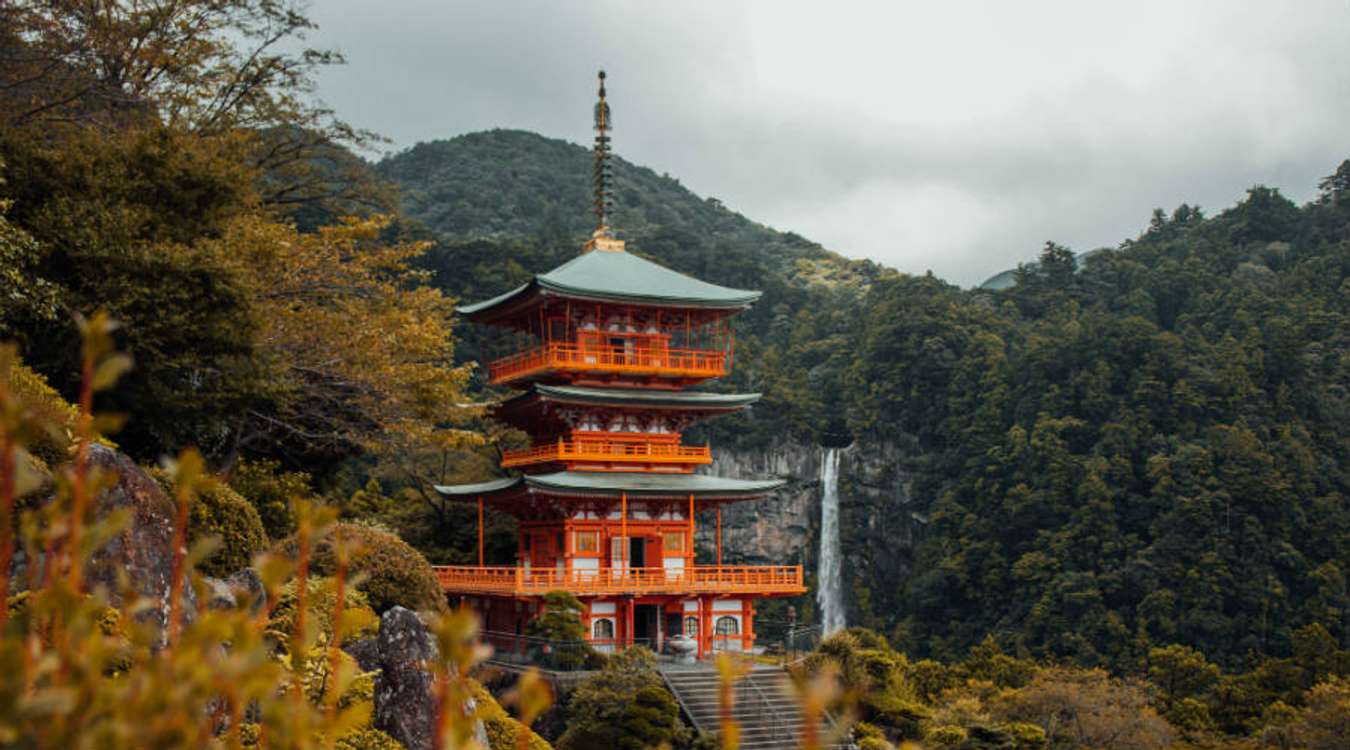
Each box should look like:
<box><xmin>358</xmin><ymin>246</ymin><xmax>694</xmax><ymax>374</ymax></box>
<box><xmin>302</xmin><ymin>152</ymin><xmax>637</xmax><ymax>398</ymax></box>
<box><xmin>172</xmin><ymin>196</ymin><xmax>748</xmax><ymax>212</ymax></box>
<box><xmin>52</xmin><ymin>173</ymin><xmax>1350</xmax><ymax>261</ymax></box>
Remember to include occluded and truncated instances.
<box><xmin>458</xmin><ymin>249</ymin><xmax>761</xmax><ymax>319</ymax></box>
<box><xmin>433</xmin><ymin>471</ymin><xmax>783</xmax><ymax>500</ymax></box>
<box><xmin>502</xmin><ymin>384</ymin><xmax>762</xmax><ymax>410</ymax></box>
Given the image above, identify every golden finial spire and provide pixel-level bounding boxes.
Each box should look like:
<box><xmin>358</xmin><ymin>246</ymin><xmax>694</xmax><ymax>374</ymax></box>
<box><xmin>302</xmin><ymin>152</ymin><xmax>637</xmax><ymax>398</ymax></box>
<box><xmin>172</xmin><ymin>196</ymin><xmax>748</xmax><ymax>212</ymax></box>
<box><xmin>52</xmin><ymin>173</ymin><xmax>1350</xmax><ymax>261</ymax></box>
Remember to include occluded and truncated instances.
<box><xmin>585</xmin><ymin>70</ymin><xmax>624</xmax><ymax>252</ymax></box>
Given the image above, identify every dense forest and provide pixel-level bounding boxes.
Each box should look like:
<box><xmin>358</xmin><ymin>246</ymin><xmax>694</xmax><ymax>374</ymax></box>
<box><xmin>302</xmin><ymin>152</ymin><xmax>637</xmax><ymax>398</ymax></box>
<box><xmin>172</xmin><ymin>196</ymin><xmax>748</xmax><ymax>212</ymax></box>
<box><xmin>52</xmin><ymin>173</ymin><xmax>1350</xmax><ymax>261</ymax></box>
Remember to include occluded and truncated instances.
<box><xmin>380</xmin><ymin>131</ymin><xmax>1349</xmax><ymax>676</ymax></box>
<box><xmin>2</xmin><ymin>1</ymin><xmax>1349</xmax><ymax>748</ymax></box>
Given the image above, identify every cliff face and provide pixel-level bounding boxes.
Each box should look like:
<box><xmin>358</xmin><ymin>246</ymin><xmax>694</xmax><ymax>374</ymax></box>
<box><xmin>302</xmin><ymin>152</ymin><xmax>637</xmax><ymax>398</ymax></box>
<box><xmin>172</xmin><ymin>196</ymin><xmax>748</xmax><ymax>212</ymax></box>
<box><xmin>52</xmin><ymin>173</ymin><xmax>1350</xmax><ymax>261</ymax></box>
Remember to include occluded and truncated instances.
<box><xmin>694</xmin><ymin>438</ymin><xmax>922</xmax><ymax>629</ymax></box>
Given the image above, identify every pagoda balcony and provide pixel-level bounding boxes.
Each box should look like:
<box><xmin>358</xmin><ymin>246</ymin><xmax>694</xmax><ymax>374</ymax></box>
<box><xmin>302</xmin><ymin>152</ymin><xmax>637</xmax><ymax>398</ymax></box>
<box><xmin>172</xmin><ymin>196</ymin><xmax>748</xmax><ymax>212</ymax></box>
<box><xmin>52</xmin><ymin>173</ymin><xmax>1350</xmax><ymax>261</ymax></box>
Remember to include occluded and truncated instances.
<box><xmin>500</xmin><ymin>436</ymin><xmax>712</xmax><ymax>471</ymax></box>
<box><xmin>433</xmin><ymin>564</ymin><xmax>805</xmax><ymax>597</ymax></box>
<box><xmin>487</xmin><ymin>342</ymin><xmax>728</xmax><ymax>386</ymax></box>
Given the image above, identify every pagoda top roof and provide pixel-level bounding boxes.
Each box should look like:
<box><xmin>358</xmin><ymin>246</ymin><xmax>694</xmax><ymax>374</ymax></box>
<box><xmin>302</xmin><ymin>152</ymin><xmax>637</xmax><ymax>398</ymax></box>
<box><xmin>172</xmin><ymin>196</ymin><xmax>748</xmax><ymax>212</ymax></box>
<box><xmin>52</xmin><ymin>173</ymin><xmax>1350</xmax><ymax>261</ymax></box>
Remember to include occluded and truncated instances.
<box><xmin>433</xmin><ymin>471</ymin><xmax>782</xmax><ymax>501</ymax></box>
<box><xmin>504</xmin><ymin>384</ymin><xmax>761</xmax><ymax>410</ymax></box>
<box><xmin>458</xmin><ymin>249</ymin><xmax>761</xmax><ymax>320</ymax></box>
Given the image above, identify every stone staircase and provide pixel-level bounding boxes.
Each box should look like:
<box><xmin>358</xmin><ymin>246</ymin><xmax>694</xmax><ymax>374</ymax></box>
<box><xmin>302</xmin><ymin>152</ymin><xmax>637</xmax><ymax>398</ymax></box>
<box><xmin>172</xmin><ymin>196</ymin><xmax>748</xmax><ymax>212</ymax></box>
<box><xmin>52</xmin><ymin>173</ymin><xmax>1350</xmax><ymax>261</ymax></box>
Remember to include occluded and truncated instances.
<box><xmin>661</xmin><ymin>664</ymin><xmax>850</xmax><ymax>750</ymax></box>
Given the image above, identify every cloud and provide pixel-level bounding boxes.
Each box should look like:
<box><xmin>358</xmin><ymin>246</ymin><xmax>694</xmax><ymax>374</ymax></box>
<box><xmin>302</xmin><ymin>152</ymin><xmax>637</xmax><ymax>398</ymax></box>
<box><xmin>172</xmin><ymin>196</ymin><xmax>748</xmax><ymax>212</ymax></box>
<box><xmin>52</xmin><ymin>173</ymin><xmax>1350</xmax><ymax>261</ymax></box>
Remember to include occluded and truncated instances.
<box><xmin>307</xmin><ymin>0</ymin><xmax>1350</xmax><ymax>285</ymax></box>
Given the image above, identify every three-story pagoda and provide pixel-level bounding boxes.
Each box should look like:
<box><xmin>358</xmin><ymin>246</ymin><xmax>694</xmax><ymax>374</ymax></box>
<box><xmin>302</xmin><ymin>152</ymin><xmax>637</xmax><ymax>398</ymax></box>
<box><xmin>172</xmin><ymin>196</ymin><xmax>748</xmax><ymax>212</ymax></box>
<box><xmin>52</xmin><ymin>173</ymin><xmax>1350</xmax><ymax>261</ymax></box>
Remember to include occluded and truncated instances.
<box><xmin>433</xmin><ymin>72</ymin><xmax>803</xmax><ymax>658</ymax></box>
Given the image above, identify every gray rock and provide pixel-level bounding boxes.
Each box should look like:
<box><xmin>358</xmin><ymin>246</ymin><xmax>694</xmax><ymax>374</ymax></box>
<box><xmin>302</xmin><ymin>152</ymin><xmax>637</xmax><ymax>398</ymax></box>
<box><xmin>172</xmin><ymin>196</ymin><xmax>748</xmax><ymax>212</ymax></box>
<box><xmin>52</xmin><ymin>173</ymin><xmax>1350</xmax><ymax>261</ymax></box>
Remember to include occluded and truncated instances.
<box><xmin>371</xmin><ymin>606</ymin><xmax>488</xmax><ymax>750</ymax></box>
<box><xmin>373</xmin><ymin>606</ymin><xmax>437</xmax><ymax>750</ymax></box>
<box><xmin>225</xmin><ymin>567</ymin><xmax>266</xmax><ymax>614</ymax></box>
<box><xmin>20</xmin><ymin>443</ymin><xmax>197</xmax><ymax>640</ymax></box>
<box><xmin>203</xmin><ymin>577</ymin><xmax>237</xmax><ymax>610</ymax></box>
<box><xmin>343</xmin><ymin>635</ymin><xmax>382</xmax><ymax>673</ymax></box>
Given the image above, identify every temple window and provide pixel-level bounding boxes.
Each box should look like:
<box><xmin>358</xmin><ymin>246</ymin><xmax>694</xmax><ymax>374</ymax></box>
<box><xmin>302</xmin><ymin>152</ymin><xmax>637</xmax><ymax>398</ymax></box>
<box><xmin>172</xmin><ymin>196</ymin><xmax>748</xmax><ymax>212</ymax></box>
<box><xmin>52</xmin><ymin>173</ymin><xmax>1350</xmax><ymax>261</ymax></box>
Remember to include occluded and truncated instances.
<box><xmin>683</xmin><ymin>616</ymin><xmax>699</xmax><ymax>636</ymax></box>
<box><xmin>663</xmin><ymin>532</ymin><xmax>686</xmax><ymax>553</ymax></box>
<box><xmin>575</xmin><ymin>531</ymin><xmax>599</xmax><ymax>553</ymax></box>
<box><xmin>715</xmin><ymin>616</ymin><xmax>739</xmax><ymax>636</ymax></box>
<box><xmin>593</xmin><ymin>618</ymin><xmax>615</xmax><ymax>640</ymax></box>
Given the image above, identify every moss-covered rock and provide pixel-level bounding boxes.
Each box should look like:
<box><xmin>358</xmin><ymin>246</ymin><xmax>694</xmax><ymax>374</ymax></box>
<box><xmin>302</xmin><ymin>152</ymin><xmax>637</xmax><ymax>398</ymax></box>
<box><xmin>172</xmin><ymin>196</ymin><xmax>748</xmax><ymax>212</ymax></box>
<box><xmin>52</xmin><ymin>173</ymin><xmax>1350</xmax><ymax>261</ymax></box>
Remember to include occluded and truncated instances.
<box><xmin>147</xmin><ymin>467</ymin><xmax>268</xmax><ymax>578</ymax></box>
<box><xmin>471</xmin><ymin>677</ymin><xmax>553</xmax><ymax>750</ymax></box>
<box><xmin>278</xmin><ymin>523</ymin><xmax>444</xmax><ymax>613</ymax></box>
<box><xmin>335</xmin><ymin>726</ymin><xmax>406</xmax><ymax>750</ymax></box>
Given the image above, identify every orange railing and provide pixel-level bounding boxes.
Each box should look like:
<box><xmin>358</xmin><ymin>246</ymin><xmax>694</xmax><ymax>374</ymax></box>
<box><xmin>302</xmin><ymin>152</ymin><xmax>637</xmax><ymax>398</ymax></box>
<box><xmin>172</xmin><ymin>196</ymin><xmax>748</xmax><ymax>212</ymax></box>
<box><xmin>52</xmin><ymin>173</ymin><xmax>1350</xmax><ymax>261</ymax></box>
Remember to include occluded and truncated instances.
<box><xmin>434</xmin><ymin>564</ymin><xmax>805</xmax><ymax>596</ymax></box>
<box><xmin>487</xmin><ymin>342</ymin><xmax>728</xmax><ymax>385</ymax></box>
<box><xmin>500</xmin><ymin>438</ymin><xmax>712</xmax><ymax>469</ymax></box>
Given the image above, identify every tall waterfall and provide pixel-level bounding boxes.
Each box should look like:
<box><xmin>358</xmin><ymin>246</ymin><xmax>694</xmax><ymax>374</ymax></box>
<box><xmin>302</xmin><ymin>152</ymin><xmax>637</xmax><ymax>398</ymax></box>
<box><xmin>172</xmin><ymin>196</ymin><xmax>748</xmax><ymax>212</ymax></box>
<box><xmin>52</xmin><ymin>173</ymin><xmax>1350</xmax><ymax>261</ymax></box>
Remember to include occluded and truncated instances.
<box><xmin>817</xmin><ymin>447</ymin><xmax>845</xmax><ymax>635</ymax></box>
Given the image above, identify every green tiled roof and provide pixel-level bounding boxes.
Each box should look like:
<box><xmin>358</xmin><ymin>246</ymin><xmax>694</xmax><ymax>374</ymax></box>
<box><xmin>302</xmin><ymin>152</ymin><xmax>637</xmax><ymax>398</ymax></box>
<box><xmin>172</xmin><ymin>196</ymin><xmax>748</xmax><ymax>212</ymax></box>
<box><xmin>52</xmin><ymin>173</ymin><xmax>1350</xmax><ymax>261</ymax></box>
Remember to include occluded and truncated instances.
<box><xmin>509</xmin><ymin>384</ymin><xmax>761</xmax><ymax>410</ymax></box>
<box><xmin>434</xmin><ymin>471</ymin><xmax>782</xmax><ymax>498</ymax></box>
<box><xmin>458</xmin><ymin>250</ymin><xmax>761</xmax><ymax>317</ymax></box>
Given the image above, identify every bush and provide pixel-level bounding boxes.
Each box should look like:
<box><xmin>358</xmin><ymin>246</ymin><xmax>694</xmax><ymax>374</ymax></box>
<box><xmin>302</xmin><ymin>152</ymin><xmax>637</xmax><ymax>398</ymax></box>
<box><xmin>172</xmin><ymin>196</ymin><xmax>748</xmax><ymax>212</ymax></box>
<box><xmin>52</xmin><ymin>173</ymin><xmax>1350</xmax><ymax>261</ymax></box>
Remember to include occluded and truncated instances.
<box><xmin>471</xmin><ymin>677</ymin><xmax>553</xmax><ymax>750</ymax></box>
<box><xmin>1</xmin><ymin>354</ymin><xmax>79</xmax><ymax>467</ymax></box>
<box><xmin>147</xmin><ymin>468</ymin><xmax>268</xmax><ymax>578</ymax></box>
<box><xmin>335</xmin><ymin>727</ymin><xmax>405</xmax><ymax>750</ymax></box>
<box><xmin>277</xmin><ymin>522</ymin><xmax>444</xmax><ymax>613</ymax></box>
<box><xmin>527</xmin><ymin>591</ymin><xmax>597</xmax><ymax>670</ymax></box>
<box><xmin>557</xmin><ymin>648</ymin><xmax>673</xmax><ymax>750</ymax></box>
<box><xmin>267</xmin><ymin>576</ymin><xmax>380</xmax><ymax>644</ymax></box>
<box><xmin>229</xmin><ymin>458</ymin><xmax>313</xmax><ymax>539</ymax></box>
<box><xmin>485</xmin><ymin>714</ymin><xmax>552</xmax><ymax>750</ymax></box>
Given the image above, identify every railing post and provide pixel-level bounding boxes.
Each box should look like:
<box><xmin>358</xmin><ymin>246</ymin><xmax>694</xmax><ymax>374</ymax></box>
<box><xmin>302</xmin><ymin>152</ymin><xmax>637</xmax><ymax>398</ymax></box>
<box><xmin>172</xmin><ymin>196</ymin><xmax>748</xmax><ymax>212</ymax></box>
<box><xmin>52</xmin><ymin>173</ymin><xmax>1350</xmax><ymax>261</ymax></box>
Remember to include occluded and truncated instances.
<box><xmin>515</xmin><ymin>565</ymin><xmax>524</xmax><ymax>593</ymax></box>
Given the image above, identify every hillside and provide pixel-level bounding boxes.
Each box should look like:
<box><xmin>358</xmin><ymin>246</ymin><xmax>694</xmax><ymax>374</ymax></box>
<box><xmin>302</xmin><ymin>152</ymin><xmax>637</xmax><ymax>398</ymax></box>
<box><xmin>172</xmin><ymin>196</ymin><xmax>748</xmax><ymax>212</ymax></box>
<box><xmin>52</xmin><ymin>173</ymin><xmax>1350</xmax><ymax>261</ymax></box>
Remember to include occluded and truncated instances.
<box><xmin>379</xmin><ymin>133</ymin><xmax>1350</xmax><ymax>676</ymax></box>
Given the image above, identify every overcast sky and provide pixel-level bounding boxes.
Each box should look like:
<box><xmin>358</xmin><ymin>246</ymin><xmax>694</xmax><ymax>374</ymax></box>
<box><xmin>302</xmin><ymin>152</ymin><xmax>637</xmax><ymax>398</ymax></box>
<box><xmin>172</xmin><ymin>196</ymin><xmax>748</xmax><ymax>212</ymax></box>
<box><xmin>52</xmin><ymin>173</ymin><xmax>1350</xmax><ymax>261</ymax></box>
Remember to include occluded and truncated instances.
<box><xmin>305</xmin><ymin>1</ymin><xmax>1350</xmax><ymax>286</ymax></box>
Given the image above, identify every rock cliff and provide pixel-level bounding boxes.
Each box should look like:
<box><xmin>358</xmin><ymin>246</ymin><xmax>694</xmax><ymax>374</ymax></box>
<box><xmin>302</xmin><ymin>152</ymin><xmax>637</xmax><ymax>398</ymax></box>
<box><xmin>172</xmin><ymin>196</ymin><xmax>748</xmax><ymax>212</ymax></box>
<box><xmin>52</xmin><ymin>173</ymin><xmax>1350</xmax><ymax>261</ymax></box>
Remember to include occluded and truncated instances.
<box><xmin>696</xmin><ymin>438</ymin><xmax>923</xmax><ymax>629</ymax></box>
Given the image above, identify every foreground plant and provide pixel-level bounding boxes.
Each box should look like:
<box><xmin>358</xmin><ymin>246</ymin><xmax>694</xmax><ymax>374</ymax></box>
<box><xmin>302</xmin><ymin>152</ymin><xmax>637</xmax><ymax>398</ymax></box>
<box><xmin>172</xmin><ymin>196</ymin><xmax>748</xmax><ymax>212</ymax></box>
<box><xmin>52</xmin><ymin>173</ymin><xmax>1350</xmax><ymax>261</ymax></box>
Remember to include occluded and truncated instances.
<box><xmin>0</xmin><ymin>316</ymin><xmax>538</xmax><ymax>748</ymax></box>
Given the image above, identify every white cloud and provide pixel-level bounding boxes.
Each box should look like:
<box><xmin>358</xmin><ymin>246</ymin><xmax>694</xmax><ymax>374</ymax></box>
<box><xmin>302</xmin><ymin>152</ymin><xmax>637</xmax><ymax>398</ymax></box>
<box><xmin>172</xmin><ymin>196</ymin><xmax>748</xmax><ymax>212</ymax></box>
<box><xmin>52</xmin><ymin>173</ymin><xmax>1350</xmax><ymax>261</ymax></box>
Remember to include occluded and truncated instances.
<box><xmin>307</xmin><ymin>0</ymin><xmax>1350</xmax><ymax>285</ymax></box>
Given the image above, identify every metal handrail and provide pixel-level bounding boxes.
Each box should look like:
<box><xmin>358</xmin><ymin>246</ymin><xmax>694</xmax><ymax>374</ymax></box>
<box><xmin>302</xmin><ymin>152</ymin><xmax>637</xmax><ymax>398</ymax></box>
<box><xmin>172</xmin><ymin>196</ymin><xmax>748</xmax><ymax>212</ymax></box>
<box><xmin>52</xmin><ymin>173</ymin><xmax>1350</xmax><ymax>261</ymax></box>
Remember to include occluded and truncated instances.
<box><xmin>745</xmin><ymin>670</ymin><xmax>798</xmax><ymax>749</ymax></box>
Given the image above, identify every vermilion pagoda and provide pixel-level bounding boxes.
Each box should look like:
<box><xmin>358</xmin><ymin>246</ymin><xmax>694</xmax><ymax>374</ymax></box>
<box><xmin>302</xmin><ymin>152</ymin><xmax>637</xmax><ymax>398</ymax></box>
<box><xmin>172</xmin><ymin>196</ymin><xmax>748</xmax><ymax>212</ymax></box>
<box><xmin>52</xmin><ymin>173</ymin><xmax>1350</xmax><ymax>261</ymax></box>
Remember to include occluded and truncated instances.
<box><xmin>432</xmin><ymin>73</ymin><xmax>803</xmax><ymax>658</ymax></box>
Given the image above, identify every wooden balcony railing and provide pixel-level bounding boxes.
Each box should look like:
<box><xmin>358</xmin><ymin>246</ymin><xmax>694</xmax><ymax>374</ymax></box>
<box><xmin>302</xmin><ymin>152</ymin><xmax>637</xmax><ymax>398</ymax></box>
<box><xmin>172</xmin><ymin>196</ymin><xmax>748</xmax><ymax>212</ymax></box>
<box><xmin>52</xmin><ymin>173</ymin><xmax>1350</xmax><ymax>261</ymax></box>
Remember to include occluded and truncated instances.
<box><xmin>487</xmin><ymin>342</ymin><xmax>728</xmax><ymax>385</ymax></box>
<box><xmin>500</xmin><ymin>438</ymin><xmax>712</xmax><ymax>469</ymax></box>
<box><xmin>434</xmin><ymin>564</ymin><xmax>805</xmax><ymax>596</ymax></box>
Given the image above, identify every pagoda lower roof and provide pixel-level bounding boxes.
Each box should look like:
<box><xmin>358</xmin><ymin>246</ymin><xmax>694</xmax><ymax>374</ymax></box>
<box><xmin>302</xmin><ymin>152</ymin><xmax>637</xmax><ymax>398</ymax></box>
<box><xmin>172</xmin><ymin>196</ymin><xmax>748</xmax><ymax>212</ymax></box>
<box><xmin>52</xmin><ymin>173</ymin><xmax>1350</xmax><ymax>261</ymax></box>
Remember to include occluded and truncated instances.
<box><xmin>458</xmin><ymin>249</ymin><xmax>760</xmax><ymax>321</ymax></box>
<box><xmin>500</xmin><ymin>384</ymin><xmax>761</xmax><ymax>411</ymax></box>
<box><xmin>433</xmin><ymin>471</ymin><xmax>783</xmax><ymax>501</ymax></box>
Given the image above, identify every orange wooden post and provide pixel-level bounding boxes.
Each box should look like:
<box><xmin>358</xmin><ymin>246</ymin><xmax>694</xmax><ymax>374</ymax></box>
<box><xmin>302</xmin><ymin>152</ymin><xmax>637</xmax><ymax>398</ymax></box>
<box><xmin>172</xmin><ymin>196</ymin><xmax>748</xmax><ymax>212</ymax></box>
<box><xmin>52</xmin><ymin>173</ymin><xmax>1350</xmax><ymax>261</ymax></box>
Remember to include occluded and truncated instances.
<box><xmin>620</xmin><ymin>491</ymin><xmax>628</xmax><ymax>571</ymax></box>
<box><xmin>715</xmin><ymin>505</ymin><xmax>722</xmax><ymax>566</ymax></box>
<box><xmin>477</xmin><ymin>496</ymin><xmax>485</xmax><ymax>567</ymax></box>
<box><xmin>688</xmin><ymin>493</ymin><xmax>696</xmax><ymax>569</ymax></box>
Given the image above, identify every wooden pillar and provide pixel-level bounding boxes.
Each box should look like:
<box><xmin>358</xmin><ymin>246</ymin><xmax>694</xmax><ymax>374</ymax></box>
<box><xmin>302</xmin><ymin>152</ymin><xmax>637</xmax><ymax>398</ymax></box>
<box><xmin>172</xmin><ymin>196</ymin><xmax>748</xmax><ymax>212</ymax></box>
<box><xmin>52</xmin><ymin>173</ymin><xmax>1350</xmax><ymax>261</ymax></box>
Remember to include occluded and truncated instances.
<box><xmin>620</xmin><ymin>492</ymin><xmax>628</xmax><ymax>570</ymax></box>
<box><xmin>688</xmin><ymin>494</ymin><xmax>696</xmax><ymax>568</ymax></box>
<box><xmin>477</xmin><ymin>496</ymin><xmax>484</xmax><ymax>567</ymax></box>
<box><xmin>715</xmin><ymin>505</ymin><xmax>723</xmax><ymax>566</ymax></box>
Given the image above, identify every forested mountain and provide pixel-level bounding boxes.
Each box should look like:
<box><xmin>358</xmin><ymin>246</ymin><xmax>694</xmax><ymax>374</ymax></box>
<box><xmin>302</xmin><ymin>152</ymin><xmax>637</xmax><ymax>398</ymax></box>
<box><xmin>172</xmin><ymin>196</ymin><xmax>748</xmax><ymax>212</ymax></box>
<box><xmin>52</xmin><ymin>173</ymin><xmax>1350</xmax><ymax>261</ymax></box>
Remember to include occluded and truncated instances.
<box><xmin>380</xmin><ymin>131</ymin><xmax>1350</xmax><ymax>679</ymax></box>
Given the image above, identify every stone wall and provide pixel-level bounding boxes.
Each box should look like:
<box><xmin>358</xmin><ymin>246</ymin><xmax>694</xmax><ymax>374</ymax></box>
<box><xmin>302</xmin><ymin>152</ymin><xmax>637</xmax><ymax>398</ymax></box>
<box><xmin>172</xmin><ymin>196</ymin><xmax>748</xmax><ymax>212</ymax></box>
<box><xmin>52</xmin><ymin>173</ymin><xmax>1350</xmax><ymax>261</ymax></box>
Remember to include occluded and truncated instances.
<box><xmin>694</xmin><ymin>438</ymin><xmax>923</xmax><ymax>630</ymax></box>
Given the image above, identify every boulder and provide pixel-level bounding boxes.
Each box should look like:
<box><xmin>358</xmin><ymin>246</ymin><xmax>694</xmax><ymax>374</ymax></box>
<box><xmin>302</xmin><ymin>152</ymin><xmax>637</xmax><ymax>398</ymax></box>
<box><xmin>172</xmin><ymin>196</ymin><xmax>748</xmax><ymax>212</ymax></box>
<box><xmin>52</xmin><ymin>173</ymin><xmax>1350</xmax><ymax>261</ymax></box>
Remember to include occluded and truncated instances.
<box><xmin>344</xmin><ymin>635</ymin><xmax>382</xmax><ymax>673</ymax></box>
<box><xmin>372</xmin><ymin>606</ymin><xmax>488</xmax><ymax>750</ymax></box>
<box><xmin>203</xmin><ymin>577</ymin><xmax>237</xmax><ymax>610</ymax></box>
<box><xmin>81</xmin><ymin>443</ymin><xmax>197</xmax><ymax>634</ymax></box>
<box><xmin>374</xmin><ymin>606</ymin><xmax>437</xmax><ymax>750</ymax></box>
<box><xmin>226</xmin><ymin>567</ymin><xmax>266</xmax><ymax>615</ymax></box>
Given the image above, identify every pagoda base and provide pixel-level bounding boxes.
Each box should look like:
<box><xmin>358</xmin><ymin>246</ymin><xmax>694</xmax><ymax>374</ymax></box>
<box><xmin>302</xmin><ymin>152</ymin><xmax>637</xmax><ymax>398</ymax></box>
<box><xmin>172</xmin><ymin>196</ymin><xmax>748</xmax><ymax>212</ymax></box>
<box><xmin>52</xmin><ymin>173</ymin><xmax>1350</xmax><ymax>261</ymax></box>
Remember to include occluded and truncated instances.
<box><xmin>458</xmin><ymin>592</ymin><xmax>757</xmax><ymax>660</ymax></box>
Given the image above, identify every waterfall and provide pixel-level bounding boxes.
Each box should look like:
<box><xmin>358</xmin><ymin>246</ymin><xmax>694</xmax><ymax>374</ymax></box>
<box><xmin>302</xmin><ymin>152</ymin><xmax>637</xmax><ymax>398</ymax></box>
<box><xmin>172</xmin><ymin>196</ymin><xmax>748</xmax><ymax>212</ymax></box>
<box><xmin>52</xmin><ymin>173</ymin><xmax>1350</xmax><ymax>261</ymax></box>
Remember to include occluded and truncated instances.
<box><xmin>817</xmin><ymin>447</ymin><xmax>845</xmax><ymax>635</ymax></box>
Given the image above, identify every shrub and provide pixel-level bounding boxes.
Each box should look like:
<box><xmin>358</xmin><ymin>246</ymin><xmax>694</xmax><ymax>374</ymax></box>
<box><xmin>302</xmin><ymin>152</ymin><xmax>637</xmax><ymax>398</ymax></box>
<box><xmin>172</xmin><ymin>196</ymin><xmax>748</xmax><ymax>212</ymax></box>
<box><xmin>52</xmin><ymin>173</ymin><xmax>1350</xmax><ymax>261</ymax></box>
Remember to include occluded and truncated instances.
<box><xmin>147</xmin><ymin>468</ymin><xmax>268</xmax><ymax>578</ymax></box>
<box><xmin>1</xmin><ymin>355</ymin><xmax>78</xmax><ymax>467</ymax></box>
<box><xmin>472</xmin><ymin>677</ymin><xmax>554</xmax><ymax>750</ymax></box>
<box><xmin>557</xmin><ymin>648</ymin><xmax>673</xmax><ymax>750</ymax></box>
<box><xmin>527</xmin><ymin>590</ymin><xmax>597</xmax><ymax>670</ymax></box>
<box><xmin>229</xmin><ymin>458</ymin><xmax>313</xmax><ymax>539</ymax></box>
<box><xmin>335</xmin><ymin>727</ymin><xmax>405</xmax><ymax>750</ymax></box>
<box><xmin>485</xmin><ymin>714</ymin><xmax>552</xmax><ymax>750</ymax></box>
<box><xmin>267</xmin><ymin>576</ymin><xmax>380</xmax><ymax>644</ymax></box>
<box><xmin>278</xmin><ymin>522</ymin><xmax>444</xmax><ymax>613</ymax></box>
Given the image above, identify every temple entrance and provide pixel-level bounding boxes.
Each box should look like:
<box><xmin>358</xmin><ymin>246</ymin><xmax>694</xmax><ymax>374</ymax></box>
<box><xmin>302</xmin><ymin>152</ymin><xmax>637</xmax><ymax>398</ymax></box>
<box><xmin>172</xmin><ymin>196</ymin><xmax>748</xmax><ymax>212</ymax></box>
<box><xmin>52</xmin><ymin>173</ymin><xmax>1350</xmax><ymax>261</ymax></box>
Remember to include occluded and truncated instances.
<box><xmin>633</xmin><ymin>604</ymin><xmax>660</xmax><ymax>648</ymax></box>
<box><xmin>629</xmin><ymin>536</ymin><xmax>647</xmax><ymax>568</ymax></box>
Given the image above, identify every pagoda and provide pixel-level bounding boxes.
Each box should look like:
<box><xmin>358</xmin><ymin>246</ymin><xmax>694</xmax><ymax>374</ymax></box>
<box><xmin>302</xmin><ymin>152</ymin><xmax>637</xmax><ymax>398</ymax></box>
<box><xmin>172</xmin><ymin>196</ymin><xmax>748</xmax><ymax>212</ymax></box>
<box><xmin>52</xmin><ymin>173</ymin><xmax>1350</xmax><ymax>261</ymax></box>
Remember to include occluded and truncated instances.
<box><xmin>432</xmin><ymin>72</ymin><xmax>803</xmax><ymax>658</ymax></box>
